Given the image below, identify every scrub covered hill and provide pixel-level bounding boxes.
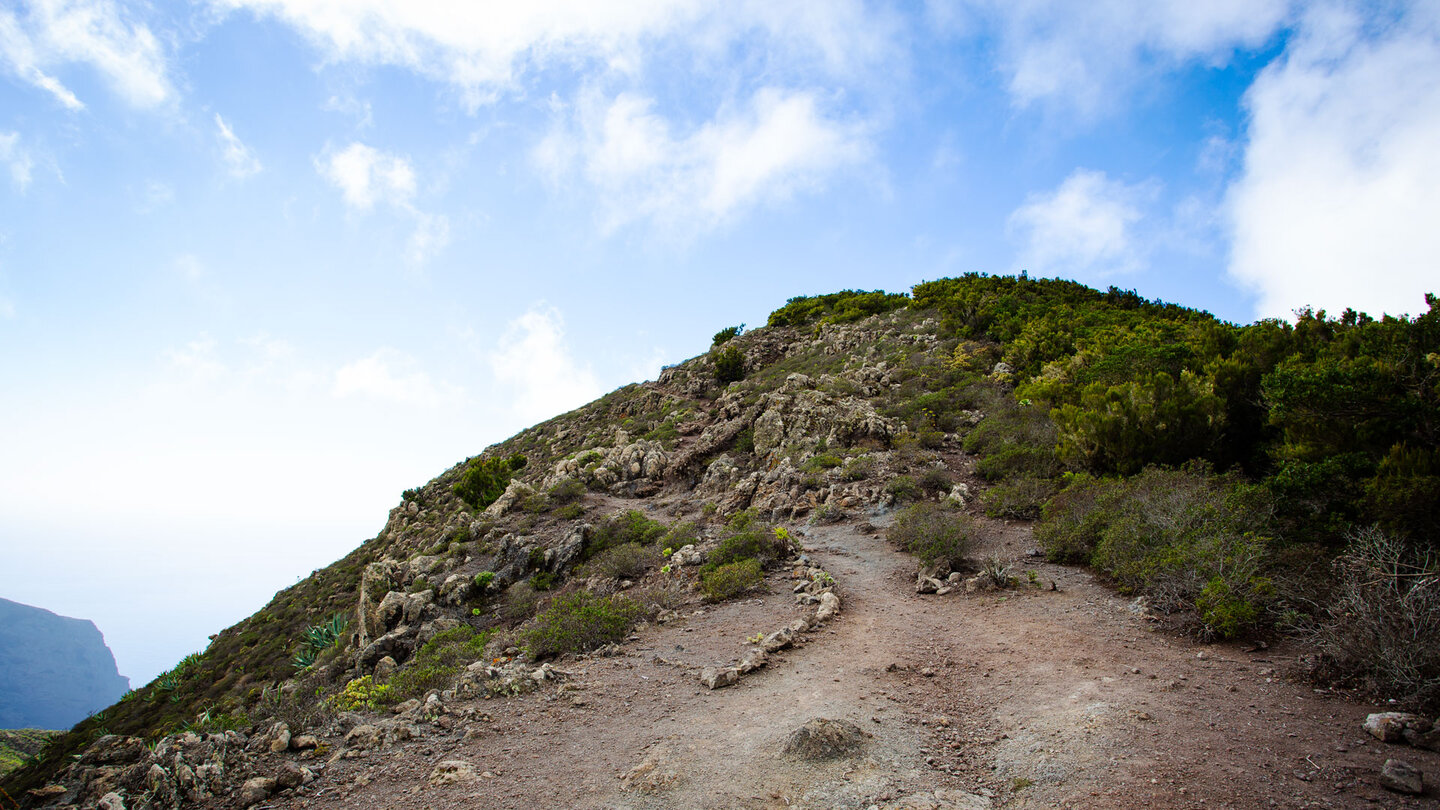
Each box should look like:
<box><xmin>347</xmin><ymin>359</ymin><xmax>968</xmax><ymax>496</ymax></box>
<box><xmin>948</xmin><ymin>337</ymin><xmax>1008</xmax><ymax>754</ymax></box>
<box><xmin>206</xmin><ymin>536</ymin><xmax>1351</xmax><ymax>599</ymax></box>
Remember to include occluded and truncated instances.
<box><xmin>5</xmin><ymin>274</ymin><xmax>1437</xmax><ymax>807</ymax></box>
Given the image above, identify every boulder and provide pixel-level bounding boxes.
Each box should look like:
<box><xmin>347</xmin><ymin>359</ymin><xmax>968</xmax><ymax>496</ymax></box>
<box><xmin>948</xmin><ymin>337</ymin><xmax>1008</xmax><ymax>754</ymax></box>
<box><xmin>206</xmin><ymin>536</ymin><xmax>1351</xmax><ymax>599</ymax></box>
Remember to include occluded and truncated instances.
<box><xmin>98</xmin><ymin>793</ymin><xmax>126</xmax><ymax>810</ymax></box>
<box><xmin>267</xmin><ymin>723</ymin><xmax>291</xmax><ymax>753</ymax></box>
<box><xmin>239</xmin><ymin>776</ymin><xmax>276</xmax><ymax>806</ymax></box>
<box><xmin>738</xmin><ymin>648</ymin><xmax>768</xmax><ymax>674</ymax></box>
<box><xmin>373</xmin><ymin>655</ymin><xmax>398</xmax><ymax>681</ymax></box>
<box><xmin>1364</xmin><ymin>712</ymin><xmax>1431</xmax><ymax>743</ymax></box>
<box><xmin>344</xmin><ymin>725</ymin><xmax>382</xmax><ymax>750</ymax></box>
<box><xmin>761</xmin><ymin>628</ymin><xmax>793</xmax><ymax>653</ymax></box>
<box><xmin>275</xmin><ymin>761</ymin><xmax>305</xmax><ymax>791</ymax></box>
<box><xmin>815</xmin><ymin>591</ymin><xmax>841</xmax><ymax>622</ymax></box>
<box><xmin>700</xmin><ymin>666</ymin><xmax>739</xmax><ymax>690</ymax></box>
<box><xmin>429</xmin><ymin>760</ymin><xmax>477</xmax><ymax>785</ymax></box>
<box><xmin>1380</xmin><ymin>758</ymin><xmax>1424</xmax><ymax>795</ymax></box>
<box><xmin>290</xmin><ymin>734</ymin><xmax>320</xmax><ymax>750</ymax></box>
<box><xmin>783</xmin><ymin>718</ymin><xmax>869</xmax><ymax>760</ymax></box>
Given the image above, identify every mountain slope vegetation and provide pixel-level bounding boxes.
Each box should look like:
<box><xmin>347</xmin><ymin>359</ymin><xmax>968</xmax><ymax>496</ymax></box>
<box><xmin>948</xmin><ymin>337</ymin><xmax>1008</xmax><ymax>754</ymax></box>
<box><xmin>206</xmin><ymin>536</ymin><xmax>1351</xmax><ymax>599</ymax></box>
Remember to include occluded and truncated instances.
<box><xmin>5</xmin><ymin>275</ymin><xmax>1437</xmax><ymax>808</ymax></box>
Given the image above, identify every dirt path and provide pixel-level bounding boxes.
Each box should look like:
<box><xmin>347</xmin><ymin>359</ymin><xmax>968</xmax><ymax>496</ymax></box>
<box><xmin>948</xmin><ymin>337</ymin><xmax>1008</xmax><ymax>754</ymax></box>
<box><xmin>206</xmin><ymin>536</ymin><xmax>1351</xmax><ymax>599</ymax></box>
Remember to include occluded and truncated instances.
<box><xmin>292</xmin><ymin>520</ymin><xmax>1439</xmax><ymax>809</ymax></box>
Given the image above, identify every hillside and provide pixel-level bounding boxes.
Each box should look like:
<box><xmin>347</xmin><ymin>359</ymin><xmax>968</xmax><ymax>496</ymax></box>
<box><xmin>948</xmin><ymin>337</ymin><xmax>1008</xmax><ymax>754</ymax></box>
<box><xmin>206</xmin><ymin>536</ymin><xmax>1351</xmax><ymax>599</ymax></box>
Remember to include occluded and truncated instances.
<box><xmin>0</xmin><ymin>599</ymin><xmax>131</xmax><ymax>730</ymax></box>
<box><xmin>4</xmin><ymin>275</ymin><xmax>1437</xmax><ymax>809</ymax></box>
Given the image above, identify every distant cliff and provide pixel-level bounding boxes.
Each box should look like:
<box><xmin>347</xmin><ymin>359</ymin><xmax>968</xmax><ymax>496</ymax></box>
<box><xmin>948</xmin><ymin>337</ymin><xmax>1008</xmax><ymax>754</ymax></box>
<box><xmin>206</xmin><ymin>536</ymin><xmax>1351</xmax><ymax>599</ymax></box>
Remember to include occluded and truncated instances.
<box><xmin>0</xmin><ymin>598</ymin><xmax>130</xmax><ymax>730</ymax></box>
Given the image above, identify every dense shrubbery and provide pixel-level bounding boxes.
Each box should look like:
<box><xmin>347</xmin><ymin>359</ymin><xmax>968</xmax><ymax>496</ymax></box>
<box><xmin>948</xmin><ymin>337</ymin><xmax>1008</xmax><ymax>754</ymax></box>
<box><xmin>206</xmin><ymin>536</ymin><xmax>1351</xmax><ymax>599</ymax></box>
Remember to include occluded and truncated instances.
<box><xmin>1036</xmin><ymin>467</ymin><xmax>1275</xmax><ymax>639</ymax></box>
<box><xmin>453</xmin><ymin>452</ymin><xmax>528</xmax><ymax>509</ymax></box>
<box><xmin>712</xmin><ymin>324</ymin><xmax>744</xmax><ymax>346</ymax></box>
<box><xmin>713</xmin><ymin>346</ymin><xmax>745</xmax><ymax>383</ymax></box>
<box><xmin>767</xmin><ymin>289</ymin><xmax>910</xmax><ymax>327</ymax></box>
<box><xmin>887</xmin><ymin>502</ymin><xmax>974</xmax><ymax>570</ymax></box>
<box><xmin>388</xmin><ymin>626</ymin><xmax>492</xmax><ymax>700</ymax></box>
<box><xmin>700</xmin><ymin>559</ymin><xmax>765</xmax><ymax>602</ymax></box>
<box><xmin>591</xmin><ymin>510</ymin><xmax>668</xmax><ymax>554</ymax></box>
<box><xmin>584</xmin><ymin>542</ymin><xmax>658</xmax><ymax>580</ymax></box>
<box><xmin>522</xmin><ymin>592</ymin><xmax>645</xmax><ymax>659</ymax></box>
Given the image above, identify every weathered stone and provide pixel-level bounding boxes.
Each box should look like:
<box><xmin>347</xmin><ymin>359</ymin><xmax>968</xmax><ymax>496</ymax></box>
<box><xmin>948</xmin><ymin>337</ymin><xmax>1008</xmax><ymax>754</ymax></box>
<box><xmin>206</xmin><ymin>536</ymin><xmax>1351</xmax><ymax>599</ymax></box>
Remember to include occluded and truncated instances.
<box><xmin>239</xmin><ymin>776</ymin><xmax>276</xmax><ymax>806</ymax></box>
<box><xmin>882</xmin><ymin>790</ymin><xmax>992</xmax><ymax>810</ymax></box>
<box><xmin>1406</xmin><ymin>724</ymin><xmax>1440</xmax><ymax>751</ymax></box>
<box><xmin>762</xmin><ymin>628</ymin><xmax>793</xmax><ymax>653</ymax></box>
<box><xmin>815</xmin><ymin>591</ymin><xmax>841</xmax><ymax>622</ymax></box>
<box><xmin>373</xmin><ymin>655</ymin><xmax>398</xmax><ymax>681</ymax></box>
<box><xmin>275</xmin><ymin>761</ymin><xmax>305</xmax><ymax>791</ymax></box>
<box><xmin>97</xmin><ymin>792</ymin><xmax>126</xmax><ymax>810</ymax></box>
<box><xmin>267</xmin><ymin>723</ymin><xmax>291</xmax><ymax>753</ymax></box>
<box><xmin>1380</xmin><ymin>758</ymin><xmax>1424</xmax><ymax>795</ymax></box>
<box><xmin>916</xmin><ymin>575</ymin><xmax>942</xmax><ymax>594</ymax></box>
<box><xmin>783</xmin><ymin>718</ymin><xmax>870</xmax><ymax>760</ymax></box>
<box><xmin>429</xmin><ymin>760</ymin><xmax>477</xmax><ymax>785</ymax></box>
<box><xmin>344</xmin><ymin>724</ymin><xmax>382</xmax><ymax>750</ymax></box>
<box><xmin>1365</xmin><ymin>712</ymin><xmax>1430</xmax><ymax>743</ymax></box>
<box><xmin>620</xmin><ymin>745</ymin><xmax>681</xmax><ymax>793</ymax></box>
<box><xmin>700</xmin><ymin>666</ymin><xmax>739</xmax><ymax>690</ymax></box>
<box><xmin>738</xmin><ymin>648</ymin><xmax>768</xmax><ymax>674</ymax></box>
<box><xmin>375</xmin><ymin>590</ymin><xmax>407</xmax><ymax>631</ymax></box>
<box><xmin>290</xmin><ymin>734</ymin><xmax>320</xmax><ymax>750</ymax></box>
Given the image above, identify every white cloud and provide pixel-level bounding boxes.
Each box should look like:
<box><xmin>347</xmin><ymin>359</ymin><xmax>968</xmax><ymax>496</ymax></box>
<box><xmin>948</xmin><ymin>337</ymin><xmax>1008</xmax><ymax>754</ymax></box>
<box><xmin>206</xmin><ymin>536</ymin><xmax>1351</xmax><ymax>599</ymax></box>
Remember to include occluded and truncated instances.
<box><xmin>1227</xmin><ymin>2</ymin><xmax>1440</xmax><ymax>319</ymax></box>
<box><xmin>317</xmin><ymin>142</ymin><xmax>415</xmax><ymax>211</ymax></box>
<box><xmin>215</xmin><ymin>114</ymin><xmax>261</xmax><ymax>178</ymax></box>
<box><xmin>406</xmin><ymin>211</ymin><xmax>450</xmax><ymax>266</ymax></box>
<box><xmin>0</xmin><ymin>131</ymin><xmax>33</xmax><ymax>190</ymax></box>
<box><xmin>958</xmin><ymin>0</ymin><xmax>1292</xmax><ymax>116</ymax></box>
<box><xmin>210</xmin><ymin>0</ymin><xmax>892</xmax><ymax>107</ymax></box>
<box><xmin>536</xmin><ymin>87</ymin><xmax>868</xmax><ymax>234</ymax></box>
<box><xmin>0</xmin><ymin>0</ymin><xmax>172</xmax><ymax>110</ymax></box>
<box><xmin>489</xmin><ymin>306</ymin><xmax>602</xmax><ymax>424</ymax></box>
<box><xmin>333</xmin><ymin>348</ymin><xmax>457</xmax><ymax>407</ymax></box>
<box><xmin>1008</xmin><ymin>169</ymin><xmax>1159</xmax><ymax>279</ymax></box>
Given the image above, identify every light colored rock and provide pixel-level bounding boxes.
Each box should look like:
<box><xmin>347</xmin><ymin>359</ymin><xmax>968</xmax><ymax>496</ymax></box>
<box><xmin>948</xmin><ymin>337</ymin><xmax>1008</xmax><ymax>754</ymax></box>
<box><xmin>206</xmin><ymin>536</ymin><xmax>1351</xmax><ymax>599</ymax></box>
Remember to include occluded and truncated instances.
<box><xmin>429</xmin><ymin>760</ymin><xmax>478</xmax><ymax>785</ymax></box>
<box><xmin>482</xmin><ymin>479</ymin><xmax>537</xmax><ymax>517</ymax></box>
<box><xmin>1365</xmin><ymin>712</ymin><xmax>1430</xmax><ymax>743</ymax></box>
<box><xmin>701</xmin><ymin>666</ymin><xmax>739</xmax><ymax>690</ymax></box>
<box><xmin>290</xmin><ymin>734</ymin><xmax>320</xmax><ymax>750</ymax></box>
<box><xmin>267</xmin><ymin>723</ymin><xmax>291</xmax><ymax>753</ymax></box>
<box><xmin>98</xmin><ymin>791</ymin><xmax>126</xmax><ymax>810</ymax></box>
<box><xmin>620</xmin><ymin>745</ymin><xmax>682</xmax><ymax>793</ymax></box>
<box><xmin>916</xmin><ymin>574</ymin><xmax>943</xmax><ymax>594</ymax></box>
<box><xmin>275</xmin><ymin>761</ymin><xmax>305</xmax><ymax>790</ymax></box>
<box><xmin>344</xmin><ymin>724</ymin><xmax>382</xmax><ymax>750</ymax></box>
<box><xmin>738</xmin><ymin>648</ymin><xmax>768</xmax><ymax>674</ymax></box>
<box><xmin>762</xmin><ymin>628</ymin><xmax>794</xmax><ymax>653</ymax></box>
<box><xmin>239</xmin><ymin>776</ymin><xmax>276</xmax><ymax>806</ymax></box>
<box><xmin>815</xmin><ymin>591</ymin><xmax>841</xmax><ymax>622</ymax></box>
<box><xmin>1381</xmin><ymin>758</ymin><xmax>1424</xmax><ymax>795</ymax></box>
<box><xmin>671</xmin><ymin>544</ymin><xmax>704</xmax><ymax>566</ymax></box>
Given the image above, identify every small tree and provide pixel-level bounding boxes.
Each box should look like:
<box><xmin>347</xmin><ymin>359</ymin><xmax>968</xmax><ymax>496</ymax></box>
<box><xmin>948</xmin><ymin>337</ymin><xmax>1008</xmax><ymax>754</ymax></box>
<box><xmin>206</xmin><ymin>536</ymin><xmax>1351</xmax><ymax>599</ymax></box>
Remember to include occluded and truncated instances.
<box><xmin>712</xmin><ymin>324</ymin><xmax>745</xmax><ymax>346</ymax></box>
<box><xmin>453</xmin><ymin>452</ymin><xmax>527</xmax><ymax>509</ymax></box>
<box><xmin>713</xmin><ymin>346</ymin><xmax>745</xmax><ymax>384</ymax></box>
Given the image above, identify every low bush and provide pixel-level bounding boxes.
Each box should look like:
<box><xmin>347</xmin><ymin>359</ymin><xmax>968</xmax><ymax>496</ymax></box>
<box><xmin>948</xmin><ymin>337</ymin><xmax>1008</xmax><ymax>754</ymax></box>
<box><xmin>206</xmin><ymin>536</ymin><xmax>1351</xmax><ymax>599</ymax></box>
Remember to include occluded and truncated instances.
<box><xmin>522</xmin><ymin>592</ymin><xmax>645</xmax><ymax>659</ymax></box>
<box><xmin>1311</xmin><ymin>526</ymin><xmax>1440</xmax><ymax>712</ymax></box>
<box><xmin>1036</xmin><ymin>465</ymin><xmax>1275</xmax><ymax>639</ymax></box>
<box><xmin>700</xmin><ymin>559</ymin><xmax>765</xmax><ymax>602</ymax></box>
<box><xmin>887</xmin><ymin>502</ymin><xmax>974</xmax><ymax>570</ymax></box>
<box><xmin>802</xmin><ymin>453</ymin><xmax>844</xmax><ymax>472</ymax></box>
<box><xmin>842</xmin><ymin>456</ymin><xmax>875</xmax><ymax>481</ymax></box>
<box><xmin>919</xmin><ymin>467</ymin><xmax>954</xmax><ymax>495</ymax></box>
<box><xmin>713</xmin><ymin>346</ymin><xmax>745</xmax><ymax>384</ymax></box>
<box><xmin>584</xmin><ymin>542</ymin><xmax>658</xmax><ymax>580</ymax></box>
<box><xmin>592</xmin><ymin>510</ymin><xmax>669</xmax><ymax>554</ymax></box>
<box><xmin>884</xmin><ymin>475</ymin><xmax>921</xmax><ymax>503</ymax></box>
<box><xmin>706</xmin><ymin>525</ymin><xmax>790</xmax><ymax>571</ymax></box>
<box><xmin>387</xmin><ymin>626</ymin><xmax>492</xmax><ymax>701</ymax></box>
<box><xmin>453</xmin><ymin>452</ymin><xmax>528</xmax><ymax>510</ymax></box>
<box><xmin>979</xmin><ymin>476</ymin><xmax>1059</xmax><ymax>519</ymax></box>
<box><xmin>330</xmin><ymin>676</ymin><xmax>394</xmax><ymax>711</ymax></box>
<box><xmin>548</xmin><ymin>477</ymin><xmax>586</xmax><ymax>504</ymax></box>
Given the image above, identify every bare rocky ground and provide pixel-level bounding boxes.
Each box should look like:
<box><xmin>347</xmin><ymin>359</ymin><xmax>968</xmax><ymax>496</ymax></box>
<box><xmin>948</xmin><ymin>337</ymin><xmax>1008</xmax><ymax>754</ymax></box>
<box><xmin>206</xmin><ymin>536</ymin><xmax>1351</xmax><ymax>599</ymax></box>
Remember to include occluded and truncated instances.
<box><xmin>272</xmin><ymin>517</ymin><xmax>1440</xmax><ymax>810</ymax></box>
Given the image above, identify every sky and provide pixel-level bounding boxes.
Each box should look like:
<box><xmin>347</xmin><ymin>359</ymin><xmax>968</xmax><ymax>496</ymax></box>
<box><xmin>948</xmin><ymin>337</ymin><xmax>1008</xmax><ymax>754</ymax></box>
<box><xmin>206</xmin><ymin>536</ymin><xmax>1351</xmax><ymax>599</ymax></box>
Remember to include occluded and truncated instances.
<box><xmin>2</xmin><ymin>0</ymin><xmax>1438</xmax><ymax>689</ymax></box>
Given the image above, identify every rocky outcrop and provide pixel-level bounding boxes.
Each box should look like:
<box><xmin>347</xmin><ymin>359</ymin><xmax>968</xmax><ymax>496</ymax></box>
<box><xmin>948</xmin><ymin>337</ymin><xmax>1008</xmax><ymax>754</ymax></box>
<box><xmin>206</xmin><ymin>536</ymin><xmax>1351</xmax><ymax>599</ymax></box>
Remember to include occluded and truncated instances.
<box><xmin>0</xmin><ymin>598</ymin><xmax>130</xmax><ymax>730</ymax></box>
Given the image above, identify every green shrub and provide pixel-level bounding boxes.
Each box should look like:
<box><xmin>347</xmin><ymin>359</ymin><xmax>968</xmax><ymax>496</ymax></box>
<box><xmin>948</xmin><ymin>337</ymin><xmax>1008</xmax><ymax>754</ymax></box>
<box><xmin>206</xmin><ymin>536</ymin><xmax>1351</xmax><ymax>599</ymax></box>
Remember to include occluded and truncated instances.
<box><xmin>522</xmin><ymin>592</ymin><xmax>645</xmax><ymax>659</ymax></box>
<box><xmin>700</xmin><ymin>559</ymin><xmax>765</xmax><ymax>602</ymax></box>
<box><xmin>975</xmin><ymin>445</ymin><xmax>1062</xmax><ymax>482</ymax></box>
<box><xmin>842</xmin><ymin>456</ymin><xmax>875</xmax><ymax>481</ymax></box>
<box><xmin>331</xmin><ymin>676</ymin><xmax>394</xmax><ymax>711</ymax></box>
<box><xmin>712</xmin><ymin>324</ymin><xmax>744</xmax><ymax>346</ymax></box>
<box><xmin>919</xmin><ymin>467</ymin><xmax>953</xmax><ymax>494</ymax></box>
<box><xmin>453</xmin><ymin>452</ymin><xmax>528</xmax><ymax>509</ymax></box>
<box><xmin>531</xmin><ymin>571</ymin><xmax>559</xmax><ymax>591</ymax></box>
<box><xmin>887</xmin><ymin>502</ymin><xmax>974</xmax><ymax>570</ymax></box>
<box><xmin>548</xmin><ymin>477</ymin><xmax>586</xmax><ymax>504</ymax></box>
<box><xmin>1034</xmin><ymin>475</ymin><xmax>1109</xmax><ymax>562</ymax></box>
<box><xmin>706</xmin><ymin>525</ymin><xmax>790</xmax><ymax>571</ymax></box>
<box><xmin>979</xmin><ymin>476</ymin><xmax>1059</xmax><ymax>519</ymax></box>
<box><xmin>732</xmin><ymin>428</ymin><xmax>755</xmax><ymax>455</ymax></box>
<box><xmin>713</xmin><ymin>346</ymin><xmax>745</xmax><ymax>384</ymax></box>
<box><xmin>472</xmin><ymin>571</ymin><xmax>496</xmax><ymax>590</ymax></box>
<box><xmin>592</xmin><ymin>510</ymin><xmax>669</xmax><ymax>554</ymax></box>
<box><xmin>556</xmin><ymin>503</ymin><xmax>584</xmax><ymax>520</ymax></box>
<box><xmin>520</xmin><ymin>493</ymin><xmax>551</xmax><ymax>513</ymax></box>
<box><xmin>884</xmin><ymin>475</ymin><xmax>921</xmax><ymax>503</ymax></box>
<box><xmin>387</xmin><ymin>626</ymin><xmax>492</xmax><ymax>700</ymax></box>
<box><xmin>584</xmin><ymin>542</ymin><xmax>658</xmax><ymax>580</ymax></box>
<box><xmin>802</xmin><ymin>453</ymin><xmax>844</xmax><ymax>472</ymax></box>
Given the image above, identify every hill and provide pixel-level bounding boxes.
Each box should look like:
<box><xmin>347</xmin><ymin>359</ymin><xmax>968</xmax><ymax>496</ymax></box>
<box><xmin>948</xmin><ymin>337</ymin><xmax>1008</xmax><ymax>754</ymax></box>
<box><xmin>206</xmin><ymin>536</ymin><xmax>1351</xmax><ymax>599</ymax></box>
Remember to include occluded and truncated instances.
<box><xmin>0</xmin><ymin>599</ymin><xmax>131</xmax><ymax>730</ymax></box>
<box><xmin>4</xmin><ymin>275</ymin><xmax>1437</xmax><ymax>808</ymax></box>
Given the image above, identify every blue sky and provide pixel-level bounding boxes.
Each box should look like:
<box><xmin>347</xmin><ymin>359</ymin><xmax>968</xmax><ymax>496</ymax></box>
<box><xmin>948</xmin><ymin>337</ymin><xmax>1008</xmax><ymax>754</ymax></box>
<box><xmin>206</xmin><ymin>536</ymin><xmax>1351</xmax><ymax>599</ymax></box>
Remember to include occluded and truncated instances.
<box><xmin>2</xmin><ymin>0</ymin><xmax>1438</xmax><ymax>687</ymax></box>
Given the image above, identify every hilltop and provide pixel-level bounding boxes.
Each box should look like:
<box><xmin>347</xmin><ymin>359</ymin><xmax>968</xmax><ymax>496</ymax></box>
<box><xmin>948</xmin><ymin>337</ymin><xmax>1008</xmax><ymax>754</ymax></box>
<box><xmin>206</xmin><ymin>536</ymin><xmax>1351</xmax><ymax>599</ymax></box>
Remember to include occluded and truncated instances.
<box><xmin>4</xmin><ymin>276</ymin><xmax>1437</xmax><ymax>809</ymax></box>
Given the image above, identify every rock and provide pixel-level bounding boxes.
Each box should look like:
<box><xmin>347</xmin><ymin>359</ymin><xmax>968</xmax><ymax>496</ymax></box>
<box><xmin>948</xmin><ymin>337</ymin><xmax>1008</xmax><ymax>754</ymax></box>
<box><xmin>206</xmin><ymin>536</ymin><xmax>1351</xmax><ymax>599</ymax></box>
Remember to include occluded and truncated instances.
<box><xmin>738</xmin><ymin>648</ymin><xmax>768</xmax><ymax>674</ymax></box>
<box><xmin>268</xmin><ymin>723</ymin><xmax>291</xmax><ymax>753</ymax></box>
<box><xmin>290</xmin><ymin>734</ymin><xmax>320</xmax><ymax>750</ymax></box>
<box><xmin>700</xmin><ymin>666</ymin><xmax>739</xmax><ymax>690</ymax></box>
<box><xmin>762</xmin><ymin>628</ymin><xmax>794</xmax><ymax>653</ymax></box>
<box><xmin>788</xmin><ymin>617</ymin><xmax>811</xmax><ymax>634</ymax></box>
<box><xmin>98</xmin><ymin>792</ymin><xmax>126</xmax><ymax>810</ymax></box>
<box><xmin>1365</xmin><ymin>712</ymin><xmax>1431</xmax><ymax>743</ymax></box>
<box><xmin>815</xmin><ymin>591</ymin><xmax>841</xmax><ymax>622</ymax></box>
<box><xmin>25</xmin><ymin>785</ymin><xmax>66</xmax><ymax>801</ymax></box>
<box><xmin>275</xmin><ymin>761</ymin><xmax>305</xmax><ymax>790</ymax></box>
<box><xmin>429</xmin><ymin>760</ymin><xmax>478</xmax><ymax>785</ymax></box>
<box><xmin>1406</xmin><ymin>724</ymin><xmax>1440</xmax><ymax>751</ymax></box>
<box><xmin>882</xmin><ymin>790</ymin><xmax>992</xmax><ymax>810</ymax></box>
<box><xmin>1380</xmin><ymin>758</ymin><xmax>1424</xmax><ymax>795</ymax></box>
<box><xmin>344</xmin><ymin>724</ymin><xmax>382</xmax><ymax>750</ymax></box>
<box><xmin>916</xmin><ymin>574</ymin><xmax>942</xmax><ymax>594</ymax></box>
<box><xmin>783</xmin><ymin>718</ymin><xmax>870</xmax><ymax>760</ymax></box>
<box><xmin>620</xmin><ymin>745</ymin><xmax>681</xmax><ymax>793</ymax></box>
<box><xmin>671</xmin><ymin>544</ymin><xmax>704</xmax><ymax>566</ymax></box>
<box><xmin>482</xmin><ymin>479</ymin><xmax>536</xmax><ymax>517</ymax></box>
<box><xmin>239</xmin><ymin>776</ymin><xmax>276</xmax><ymax>806</ymax></box>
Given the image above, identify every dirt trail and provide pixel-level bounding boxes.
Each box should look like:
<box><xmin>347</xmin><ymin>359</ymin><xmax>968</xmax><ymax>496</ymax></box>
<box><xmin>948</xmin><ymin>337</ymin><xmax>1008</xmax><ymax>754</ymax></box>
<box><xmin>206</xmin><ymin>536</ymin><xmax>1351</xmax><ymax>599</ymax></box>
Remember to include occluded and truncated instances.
<box><xmin>295</xmin><ymin>521</ymin><xmax>1439</xmax><ymax>810</ymax></box>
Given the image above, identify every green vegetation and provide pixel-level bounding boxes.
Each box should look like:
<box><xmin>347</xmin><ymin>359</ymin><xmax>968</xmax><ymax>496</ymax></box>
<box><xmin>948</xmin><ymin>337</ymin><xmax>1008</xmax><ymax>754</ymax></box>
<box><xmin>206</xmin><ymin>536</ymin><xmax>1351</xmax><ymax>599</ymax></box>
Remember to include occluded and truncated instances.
<box><xmin>700</xmin><ymin>558</ymin><xmax>765</xmax><ymax>602</ymax></box>
<box><xmin>590</xmin><ymin>510</ymin><xmax>669</xmax><ymax>557</ymax></box>
<box><xmin>0</xmin><ymin>730</ymin><xmax>57</xmax><ymax>778</ymax></box>
<box><xmin>584</xmin><ymin>542</ymin><xmax>659</xmax><ymax>579</ymax></box>
<box><xmin>887</xmin><ymin>502</ymin><xmax>974</xmax><ymax>570</ymax></box>
<box><xmin>713</xmin><ymin>345</ymin><xmax>745</xmax><ymax>384</ymax></box>
<box><xmin>453</xmin><ymin>452</ymin><xmax>528</xmax><ymax>510</ymax></box>
<box><xmin>767</xmin><ymin>289</ymin><xmax>910</xmax><ymax>327</ymax></box>
<box><xmin>292</xmin><ymin>612</ymin><xmax>349</xmax><ymax>671</ymax></box>
<box><xmin>331</xmin><ymin>675</ymin><xmax>394</xmax><ymax>712</ymax></box>
<box><xmin>387</xmin><ymin>626</ymin><xmax>493</xmax><ymax>700</ymax></box>
<box><xmin>712</xmin><ymin>324</ymin><xmax>745</xmax><ymax>346</ymax></box>
<box><xmin>522</xmin><ymin>592</ymin><xmax>645</xmax><ymax>658</ymax></box>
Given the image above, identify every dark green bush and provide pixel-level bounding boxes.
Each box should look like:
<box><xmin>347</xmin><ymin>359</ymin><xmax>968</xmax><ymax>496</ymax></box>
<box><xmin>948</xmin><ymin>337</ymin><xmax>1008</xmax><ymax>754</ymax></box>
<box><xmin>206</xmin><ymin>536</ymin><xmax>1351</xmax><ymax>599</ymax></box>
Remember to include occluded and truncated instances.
<box><xmin>591</xmin><ymin>510</ymin><xmax>668</xmax><ymax>555</ymax></box>
<box><xmin>884</xmin><ymin>475</ymin><xmax>921</xmax><ymax>503</ymax></box>
<box><xmin>766</xmin><ymin>289</ymin><xmax>909</xmax><ymax>327</ymax></box>
<box><xmin>919</xmin><ymin>467</ymin><xmax>954</xmax><ymax>494</ymax></box>
<box><xmin>700</xmin><ymin>559</ymin><xmax>765</xmax><ymax>602</ymax></box>
<box><xmin>705</xmin><ymin>525</ymin><xmax>789</xmax><ymax>571</ymax></box>
<box><xmin>453</xmin><ymin>452</ymin><xmax>528</xmax><ymax>509</ymax></box>
<box><xmin>387</xmin><ymin>626</ymin><xmax>492</xmax><ymax>700</ymax></box>
<box><xmin>842</xmin><ymin>456</ymin><xmax>875</xmax><ymax>481</ymax></box>
<box><xmin>713</xmin><ymin>346</ymin><xmax>745</xmax><ymax>384</ymax></box>
<box><xmin>979</xmin><ymin>476</ymin><xmax>1059</xmax><ymax>519</ymax></box>
<box><xmin>522</xmin><ymin>592</ymin><xmax>645</xmax><ymax>659</ymax></box>
<box><xmin>802</xmin><ymin>453</ymin><xmax>844</xmax><ymax>472</ymax></box>
<box><xmin>712</xmin><ymin>324</ymin><xmax>744</xmax><ymax>346</ymax></box>
<box><xmin>887</xmin><ymin>502</ymin><xmax>974</xmax><ymax>570</ymax></box>
<box><xmin>1034</xmin><ymin>475</ymin><xmax>1109</xmax><ymax>562</ymax></box>
<box><xmin>548</xmin><ymin>477</ymin><xmax>586</xmax><ymax>504</ymax></box>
